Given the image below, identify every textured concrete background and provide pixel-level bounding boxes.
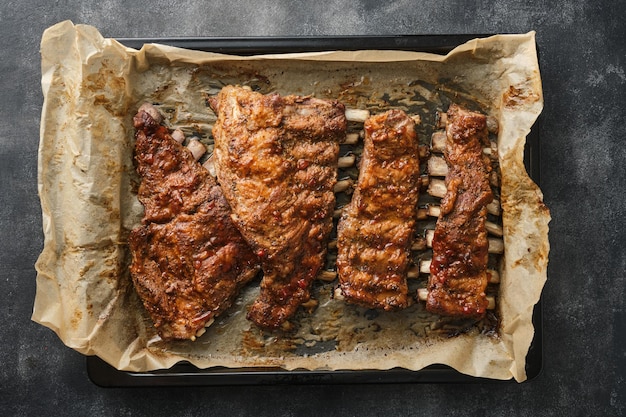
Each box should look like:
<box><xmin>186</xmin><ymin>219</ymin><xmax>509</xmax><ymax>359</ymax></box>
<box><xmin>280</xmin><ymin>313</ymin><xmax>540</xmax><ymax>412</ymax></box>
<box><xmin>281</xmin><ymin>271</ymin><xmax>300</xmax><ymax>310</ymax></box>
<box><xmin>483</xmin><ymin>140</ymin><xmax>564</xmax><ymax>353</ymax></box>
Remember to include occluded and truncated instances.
<box><xmin>1</xmin><ymin>1</ymin><xmax>624</xmax><ymax>415</ymax></box>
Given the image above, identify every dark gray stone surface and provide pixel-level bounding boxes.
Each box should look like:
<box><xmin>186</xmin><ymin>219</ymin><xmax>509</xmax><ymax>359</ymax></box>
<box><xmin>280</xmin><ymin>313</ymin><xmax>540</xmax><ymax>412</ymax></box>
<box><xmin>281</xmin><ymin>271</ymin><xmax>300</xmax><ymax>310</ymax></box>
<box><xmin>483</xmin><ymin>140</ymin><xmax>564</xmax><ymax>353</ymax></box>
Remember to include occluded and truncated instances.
<box><xmin>1</xmin><ymin>1</ymin><xmax>624</xmax><ymax>415</ymax></box>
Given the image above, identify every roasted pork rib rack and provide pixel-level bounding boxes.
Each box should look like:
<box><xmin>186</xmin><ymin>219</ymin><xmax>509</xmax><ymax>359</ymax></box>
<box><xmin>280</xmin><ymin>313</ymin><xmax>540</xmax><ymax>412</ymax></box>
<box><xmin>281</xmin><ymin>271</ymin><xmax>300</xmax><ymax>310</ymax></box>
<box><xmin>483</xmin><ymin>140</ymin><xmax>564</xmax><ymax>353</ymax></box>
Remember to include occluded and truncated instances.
<box><xmin>336</xmin><ymin>109</ymin><xmax>421</xmax><ymax>310</ymax></box>
<box><xmin>209</xmin><ymin>86</ymin><xmax>347</xmax><ymax>330</ymax></box>
<box><xmin>426</xmin><ymin>104</ymin><xmax>494</xmax><ymax>318</ymax></box>
<box><xmin>128</xmin><ymin>103</ymin><xmax>260</xmax><ymax>341</ymax></box>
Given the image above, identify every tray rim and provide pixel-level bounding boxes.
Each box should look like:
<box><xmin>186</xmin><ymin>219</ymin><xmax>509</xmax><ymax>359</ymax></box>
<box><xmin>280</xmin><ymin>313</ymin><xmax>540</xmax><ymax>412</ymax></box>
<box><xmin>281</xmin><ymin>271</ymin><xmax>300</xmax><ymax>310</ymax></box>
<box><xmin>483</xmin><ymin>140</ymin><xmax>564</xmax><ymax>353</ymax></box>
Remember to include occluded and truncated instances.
<box><xmin>116</xmin><ymin>34</ymin><xmax>493</xmax><ymax>55</ymax></box>
<box><xmin>87</xmin><ymin>34</ymin><xmax>543</xmax><ymax>387</ymax></box>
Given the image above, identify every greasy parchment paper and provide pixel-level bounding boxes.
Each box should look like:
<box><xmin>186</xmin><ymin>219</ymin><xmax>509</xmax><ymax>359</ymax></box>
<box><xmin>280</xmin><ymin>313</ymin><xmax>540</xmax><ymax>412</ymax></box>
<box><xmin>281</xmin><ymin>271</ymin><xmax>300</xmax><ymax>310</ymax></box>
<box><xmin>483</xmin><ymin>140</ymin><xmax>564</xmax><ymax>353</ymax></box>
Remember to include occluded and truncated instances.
<box><xmin>34</xmin><ymin>21</ymin><xmax>550</xmax><ymax>381</ymax></box>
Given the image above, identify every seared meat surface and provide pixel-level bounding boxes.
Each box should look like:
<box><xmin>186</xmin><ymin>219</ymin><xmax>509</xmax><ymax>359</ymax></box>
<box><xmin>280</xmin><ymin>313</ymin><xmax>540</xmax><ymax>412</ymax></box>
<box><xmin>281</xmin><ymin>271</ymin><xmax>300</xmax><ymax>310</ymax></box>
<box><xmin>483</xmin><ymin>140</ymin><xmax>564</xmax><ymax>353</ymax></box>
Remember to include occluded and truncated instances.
<box><xmin>128</xmin><ymin>103</ymin><xmax>259</xmax><ymax>341</ymax></box>
<box><xmin>210</xmin><ymin>86</ymin><xmax>346</xmax><ymax>330</ymax></box>
<box><xmin>427</xmin><ymin>104</ymin><xmax>493</xmax><ymax>318</ymax></box>
<box><xmin>336</xmin><ymin>110</ymin><xmax>420</xmax><ymax>309</ymax></box>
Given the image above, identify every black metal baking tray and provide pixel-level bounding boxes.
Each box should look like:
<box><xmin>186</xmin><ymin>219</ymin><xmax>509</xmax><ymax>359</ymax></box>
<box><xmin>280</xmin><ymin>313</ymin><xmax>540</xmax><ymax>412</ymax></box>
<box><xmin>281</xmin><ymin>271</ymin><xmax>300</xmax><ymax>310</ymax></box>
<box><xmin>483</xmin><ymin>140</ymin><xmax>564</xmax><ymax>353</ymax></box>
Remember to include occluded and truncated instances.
<box><xmin>87</xmin><ymin>35</ymin><xmax>543</xmax><ymax>387</ymax></box>
<box><xmin>117</xmin><ymin>34</ymin><xmax>491</xmax><ymax>55</ymax></box>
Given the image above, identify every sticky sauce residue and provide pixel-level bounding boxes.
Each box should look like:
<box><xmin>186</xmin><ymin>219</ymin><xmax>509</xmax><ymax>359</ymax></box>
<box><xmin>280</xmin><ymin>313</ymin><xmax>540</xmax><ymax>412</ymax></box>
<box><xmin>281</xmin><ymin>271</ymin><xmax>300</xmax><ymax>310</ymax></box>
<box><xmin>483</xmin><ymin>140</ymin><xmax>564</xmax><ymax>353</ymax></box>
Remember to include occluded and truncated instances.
<box><xmin>503</xmin><ymin>84</ymin><xmax>541</xmax><ymax>108</ymax></box>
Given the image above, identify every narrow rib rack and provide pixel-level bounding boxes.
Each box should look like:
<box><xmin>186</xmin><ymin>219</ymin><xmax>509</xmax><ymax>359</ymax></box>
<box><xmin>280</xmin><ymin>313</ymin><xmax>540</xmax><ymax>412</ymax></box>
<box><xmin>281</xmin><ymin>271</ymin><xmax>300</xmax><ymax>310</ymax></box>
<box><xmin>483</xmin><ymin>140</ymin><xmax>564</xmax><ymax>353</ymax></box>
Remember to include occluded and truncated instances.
<box><xmin>337</xmin><ymin>109</ymin><xmax>421</xmax><ymax>310</ymax></box>
<box><xmin>426</xmin><ymin>104</ymin><xmax>494</xmax><ymax>318</ymax></box>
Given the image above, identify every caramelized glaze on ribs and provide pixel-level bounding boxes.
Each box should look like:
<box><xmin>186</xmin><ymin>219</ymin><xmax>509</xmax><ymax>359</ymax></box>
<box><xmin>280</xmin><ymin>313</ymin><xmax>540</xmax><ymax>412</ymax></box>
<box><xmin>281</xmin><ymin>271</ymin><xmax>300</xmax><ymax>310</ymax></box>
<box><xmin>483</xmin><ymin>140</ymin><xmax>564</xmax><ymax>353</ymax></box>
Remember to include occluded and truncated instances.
<box><xmin>336</xmin><ymin>110</ymin><xmax>421</xmax><ymax>310</ymax></box>
<box><xmin>427</xmin><ymin>104</ymin><xmax>494</xmax><ymax>318</ymax></box>
<box><xmin>128</xmin><ymin>104</ymin><xmax>260</xmax><ymax>341</ymax></box>
<box><xmin>209</xmin><ymin>86</ymin><xmax>346</xmax><ymax>330</ymax></box>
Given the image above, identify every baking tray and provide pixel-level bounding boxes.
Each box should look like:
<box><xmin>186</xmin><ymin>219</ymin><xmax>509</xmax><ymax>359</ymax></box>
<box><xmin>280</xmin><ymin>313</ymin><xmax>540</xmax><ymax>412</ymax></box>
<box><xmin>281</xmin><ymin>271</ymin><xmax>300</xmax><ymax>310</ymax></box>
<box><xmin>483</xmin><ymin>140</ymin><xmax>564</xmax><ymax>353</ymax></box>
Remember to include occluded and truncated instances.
<box><xmin>86</xmin><ymin>35</ymin><xmax>543</xmax><ymax>386</ymax></box>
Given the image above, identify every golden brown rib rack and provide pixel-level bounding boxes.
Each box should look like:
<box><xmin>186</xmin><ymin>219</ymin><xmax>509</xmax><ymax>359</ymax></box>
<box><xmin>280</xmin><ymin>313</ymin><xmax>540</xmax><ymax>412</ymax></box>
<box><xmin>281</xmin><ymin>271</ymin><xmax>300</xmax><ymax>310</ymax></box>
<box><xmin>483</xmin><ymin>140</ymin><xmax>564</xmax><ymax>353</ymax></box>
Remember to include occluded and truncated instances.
<box><xmin>336</xmin><ymin>109</ymin><xmax>421</xmax><ymax>310</ymax></box>
<box><xmin>426</xmin><ymin>104</ymin><xmax>494</xmax><ymax>318</ymax></box>
<box><xmin>129</xmin><ymin>103</ymin><xmax>260</xmax><ymax>341</ymax></box>
<box><xmin>209</xmin><ymin>86</ymin><xmax>347</xmax><ymax>330</ymax></box>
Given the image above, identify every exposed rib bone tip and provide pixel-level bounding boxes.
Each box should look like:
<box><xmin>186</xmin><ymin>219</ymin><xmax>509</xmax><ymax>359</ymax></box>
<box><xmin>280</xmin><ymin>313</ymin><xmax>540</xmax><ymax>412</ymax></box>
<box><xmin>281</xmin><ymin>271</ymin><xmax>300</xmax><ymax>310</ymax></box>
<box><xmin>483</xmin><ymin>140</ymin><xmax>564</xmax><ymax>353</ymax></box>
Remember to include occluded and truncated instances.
<box><xmin>345</xmin><ymin>108</ymin><xmax>370</xmax><ymax>123</ymax></box>
<box><xmin>187</xmin><ymin>139</ymin><xmax>206</xmax><ymax>161</ymax></box>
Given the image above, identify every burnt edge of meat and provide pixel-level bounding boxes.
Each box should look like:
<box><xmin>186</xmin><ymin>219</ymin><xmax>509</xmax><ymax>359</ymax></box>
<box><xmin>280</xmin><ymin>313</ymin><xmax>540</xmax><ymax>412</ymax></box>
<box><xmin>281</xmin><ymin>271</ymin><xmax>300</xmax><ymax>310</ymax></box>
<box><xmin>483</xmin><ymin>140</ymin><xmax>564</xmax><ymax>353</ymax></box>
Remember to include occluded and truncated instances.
<box><xmin>336</xmin><ymin>109</ymin><xmax>421</xmax><ymax>310</ymax></box>
<box><xmin>128</xmin><ymin>103</ymin><xmax>259</xmax><ymax>341</ymax></box>
<box><xmin>426</xmin><ymin>103</ymin><xmax>493</xmax><ymax>318</ymax></box>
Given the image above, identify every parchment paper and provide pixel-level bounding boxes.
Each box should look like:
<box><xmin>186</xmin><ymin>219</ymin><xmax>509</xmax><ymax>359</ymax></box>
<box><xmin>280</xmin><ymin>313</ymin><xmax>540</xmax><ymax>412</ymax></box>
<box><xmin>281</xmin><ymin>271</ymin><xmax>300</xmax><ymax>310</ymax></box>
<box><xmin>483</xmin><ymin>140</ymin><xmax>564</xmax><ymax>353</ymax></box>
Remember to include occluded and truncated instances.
<box><xmin>34</xmin><ymin>21</ymin><xmax>549</xmax><ymax>381</ymax></box>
